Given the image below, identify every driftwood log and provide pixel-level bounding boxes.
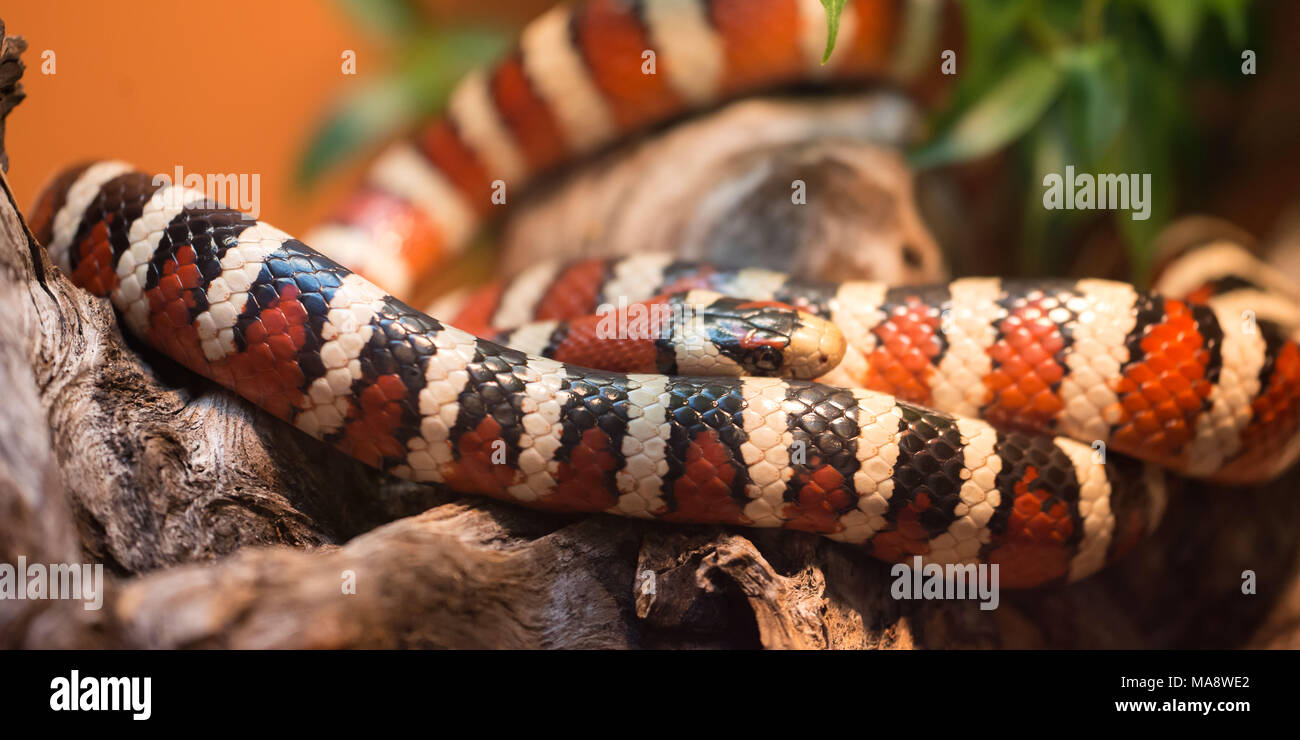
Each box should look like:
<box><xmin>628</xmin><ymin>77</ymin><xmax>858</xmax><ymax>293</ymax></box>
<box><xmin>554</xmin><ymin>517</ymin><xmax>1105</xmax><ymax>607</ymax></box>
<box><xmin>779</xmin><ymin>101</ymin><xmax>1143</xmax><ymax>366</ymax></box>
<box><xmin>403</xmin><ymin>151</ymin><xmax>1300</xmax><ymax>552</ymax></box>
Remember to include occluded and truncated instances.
<box><xmin>2</xmin><ymin>22</ymin><xmax>1300</xmax><ymax>648</ymax></box>
<box><xmin>496</xmin><ymin>93</ymin><xmax>946</xmax><ymax>286</ymax></box>
<box><xmin>0</xmin><ymin>21</ymin><xmax>24</xmax><ymax>175</ymax></box>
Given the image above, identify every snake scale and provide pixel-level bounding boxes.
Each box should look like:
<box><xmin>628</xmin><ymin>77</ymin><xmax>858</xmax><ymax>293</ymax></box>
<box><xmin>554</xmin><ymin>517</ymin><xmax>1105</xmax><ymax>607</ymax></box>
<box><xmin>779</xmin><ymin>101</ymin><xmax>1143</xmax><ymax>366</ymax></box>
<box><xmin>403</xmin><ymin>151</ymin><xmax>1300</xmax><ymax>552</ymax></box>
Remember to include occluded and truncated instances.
<box><xmin>28</xmin><ymin>0</ymin><xmax>1300</xmax><ymax>589</ymax></box>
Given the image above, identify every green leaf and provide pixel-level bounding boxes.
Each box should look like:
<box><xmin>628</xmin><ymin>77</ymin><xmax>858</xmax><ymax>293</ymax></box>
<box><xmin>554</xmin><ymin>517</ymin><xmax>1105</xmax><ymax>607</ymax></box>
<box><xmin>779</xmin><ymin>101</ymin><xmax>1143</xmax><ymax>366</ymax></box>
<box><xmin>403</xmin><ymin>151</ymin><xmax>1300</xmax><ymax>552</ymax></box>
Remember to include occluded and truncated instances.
<box><xmin>820</xmin><ymin>0</ymin><xmax>848</xmax><ymax>64</ymax></box>
<box><xmin>1060</xmin><ymin>42</ymin><xmax>1127</xmax><ymax>168</ymax></box>
<box><xmin>1114</xmin><ymin>164</ymin><xmax>1171</xmax><ymax>284</ymax></box>
<box><xmin>399</xmin><ymin>28</ymin><xmax>509</xmax><ymax>103</ymax></box>
<box><xmin>950</xmin><ymin>0</ymin><xmax>1033</xmax><ymax>94</ymax></box>
<box><xmin>1208</xmin><ymin>0</ymin><xmax>1250</xmax><ymax>46</ymax></box>
<box><xmin>335</xmin><ymin>0</ymin><xmax>420</xmax><ymax>38</ymax></box>
<box><xmin>909</xmin><ymin>55</ymin><xmax>1065</xmax><ymax>169</ymax></box>
<box><xmin>296</xmin><ymin>28</ymin><xmax>508</xmax><ymax>189</ymax></box>
<box><xmin>1020</xmin><ymin>108</ymin><xmax>1073</xmax><ymax>275</ymax></box>
<box><xmin>296</xmin><ymin>81</ymin><xmax>412</xmax><ymax>189</ymax></box>
<box><xmin>1107</xmin><ymin>52</ymin><xmax>1180</xmax><ymax>282</ymax></box>
<box><xmin>961</xmin><ymin>0</ymin><xmax>1032</xmax><ymax>55</ymax></box>
<box><xmin>1143</xmin><ymin>0</ymin><xmax>1206</xmax><ymax>60</ymax></box>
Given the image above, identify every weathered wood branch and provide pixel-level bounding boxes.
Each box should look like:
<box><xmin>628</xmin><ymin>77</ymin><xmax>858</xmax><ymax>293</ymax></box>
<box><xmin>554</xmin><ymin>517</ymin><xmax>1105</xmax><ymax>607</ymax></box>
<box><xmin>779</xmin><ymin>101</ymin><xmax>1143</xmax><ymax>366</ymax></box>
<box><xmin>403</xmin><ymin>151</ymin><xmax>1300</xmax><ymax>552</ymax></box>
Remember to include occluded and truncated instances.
<box><xmin>0</xmin><ymin>21</ymin><xmax>26</xmax><ymax>173</ymax></box>
<box><xmin>496</xmin><ymin>94</ymin><xmax>947</xmax><ymax>286</ymax></box>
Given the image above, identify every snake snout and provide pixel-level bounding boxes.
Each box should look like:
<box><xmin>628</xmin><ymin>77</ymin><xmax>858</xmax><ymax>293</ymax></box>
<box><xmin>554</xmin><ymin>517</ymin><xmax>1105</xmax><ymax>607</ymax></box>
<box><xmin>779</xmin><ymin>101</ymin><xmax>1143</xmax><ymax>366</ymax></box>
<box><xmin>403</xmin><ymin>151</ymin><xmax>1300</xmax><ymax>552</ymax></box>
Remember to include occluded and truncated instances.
<box><xmin>784</xmin><ymin>312</ymin><xmax>846</xmax><ymax>380</ymax></box>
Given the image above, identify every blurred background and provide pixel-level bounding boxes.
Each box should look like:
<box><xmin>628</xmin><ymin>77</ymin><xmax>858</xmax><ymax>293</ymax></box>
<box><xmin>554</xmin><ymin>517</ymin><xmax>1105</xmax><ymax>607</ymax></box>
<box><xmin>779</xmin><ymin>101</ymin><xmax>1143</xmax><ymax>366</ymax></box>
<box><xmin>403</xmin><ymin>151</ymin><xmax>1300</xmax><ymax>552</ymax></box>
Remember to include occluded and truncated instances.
<box><xmin>5</xmin><ymin>0</ymin><xmax>1300</xmax><ymax>281</ymax></box>
<box><xmin>5</xmin><ymin>0</ymin><xmax>547</xmax><ymax>236</ymax></box>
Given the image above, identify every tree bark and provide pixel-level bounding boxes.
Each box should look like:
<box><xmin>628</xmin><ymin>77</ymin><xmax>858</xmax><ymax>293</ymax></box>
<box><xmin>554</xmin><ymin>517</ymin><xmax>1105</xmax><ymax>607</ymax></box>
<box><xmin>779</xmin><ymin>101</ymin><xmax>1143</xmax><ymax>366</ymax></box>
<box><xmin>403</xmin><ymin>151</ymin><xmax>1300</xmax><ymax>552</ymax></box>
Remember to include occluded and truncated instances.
<box><xmin>496</xmin><ymin>93</ymin><xmax>946</xmax><ymax>287</ymax></box>
<box><xmin>0</xmin><ymin>21</ymin><xmax>26</xmax><ymax>174</ymax></box>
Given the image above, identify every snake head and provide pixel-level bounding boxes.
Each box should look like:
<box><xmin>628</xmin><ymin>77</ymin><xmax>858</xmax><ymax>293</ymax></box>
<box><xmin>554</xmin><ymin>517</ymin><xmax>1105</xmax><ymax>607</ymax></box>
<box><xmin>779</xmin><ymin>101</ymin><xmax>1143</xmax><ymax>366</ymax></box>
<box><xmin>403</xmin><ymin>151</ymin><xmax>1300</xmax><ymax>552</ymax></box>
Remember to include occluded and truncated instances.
<box><xmin>677</xmin><ymin>290</ymin><xmax>845</xmax><ymax>379</ymax></box>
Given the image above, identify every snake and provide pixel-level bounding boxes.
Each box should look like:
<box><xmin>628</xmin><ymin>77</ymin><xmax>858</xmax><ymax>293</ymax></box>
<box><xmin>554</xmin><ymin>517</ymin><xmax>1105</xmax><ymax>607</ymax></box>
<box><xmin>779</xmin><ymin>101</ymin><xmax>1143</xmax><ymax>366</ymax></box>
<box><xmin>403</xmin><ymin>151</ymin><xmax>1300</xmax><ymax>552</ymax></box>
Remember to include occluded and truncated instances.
<box><xmin>24</xmin><ymin>0</ymin><xmax>1300</xmax><ymax>590</ymax></box>
<box><xmin>454</xmin><ymin>251</ymin><xmax>1300</xmax><ymax>485</ymax></box>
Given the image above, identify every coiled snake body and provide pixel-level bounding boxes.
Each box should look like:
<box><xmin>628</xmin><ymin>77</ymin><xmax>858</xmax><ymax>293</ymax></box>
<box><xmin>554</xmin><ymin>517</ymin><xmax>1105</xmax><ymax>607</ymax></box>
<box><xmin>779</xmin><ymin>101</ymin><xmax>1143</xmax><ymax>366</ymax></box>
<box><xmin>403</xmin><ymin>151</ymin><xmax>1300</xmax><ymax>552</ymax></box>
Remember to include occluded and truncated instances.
<box><xmin>28</xmin><ymin>0</ymin><xmax>1300</xmax><ymax>588</ymax></box>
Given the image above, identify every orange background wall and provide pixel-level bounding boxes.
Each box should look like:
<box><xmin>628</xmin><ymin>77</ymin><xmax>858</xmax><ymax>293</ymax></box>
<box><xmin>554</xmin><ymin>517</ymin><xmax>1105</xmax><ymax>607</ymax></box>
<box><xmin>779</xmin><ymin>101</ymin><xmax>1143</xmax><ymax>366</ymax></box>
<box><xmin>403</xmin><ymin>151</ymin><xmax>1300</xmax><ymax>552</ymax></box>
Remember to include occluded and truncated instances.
<box><xmin>4</xmin><ymin>0</ymin><xmax>550</xmax><ymax>235</ymax></box>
